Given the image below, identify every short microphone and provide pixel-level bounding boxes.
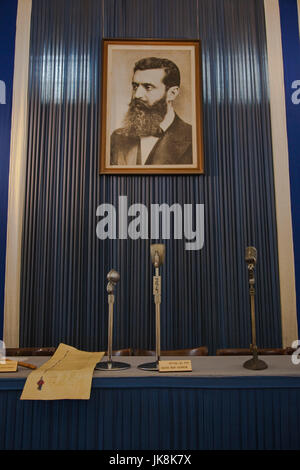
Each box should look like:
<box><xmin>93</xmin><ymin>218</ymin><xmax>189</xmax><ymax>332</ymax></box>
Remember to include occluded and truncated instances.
<box><xmin>95</xmin><ymin>269</ymin><xmax>130</xmax><ymax>371</ymax></box>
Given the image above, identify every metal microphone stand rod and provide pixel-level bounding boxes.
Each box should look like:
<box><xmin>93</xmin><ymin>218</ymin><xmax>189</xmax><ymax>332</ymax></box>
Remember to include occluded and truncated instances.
<box><xmin>107</xmin><ymin>291</ymin><xmax>114</xmax><ymax>365</ymax></box>
<box><xmin>154</xmin><ymin>266</ymin><xmax>161</xmax><ymax>365</ymax></box>
<box><xmin>249</xmin><ymin>272</ymin><xmax>257</xmax><ymax>354</ymax></box>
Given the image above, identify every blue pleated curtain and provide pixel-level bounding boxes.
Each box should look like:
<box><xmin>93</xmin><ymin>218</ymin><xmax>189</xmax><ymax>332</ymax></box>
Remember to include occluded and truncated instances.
<box><xmin>20</xmin><ymin>0</ymin><xmax>282</xmax><ymax>353</ymax></box>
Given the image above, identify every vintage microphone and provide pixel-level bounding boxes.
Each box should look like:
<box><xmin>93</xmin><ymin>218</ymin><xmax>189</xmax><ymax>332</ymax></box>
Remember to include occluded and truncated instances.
<box><xmin>95</xmin><ymin>269</ymin><xmax>130</xmax><ymax>371</ymax></box>
<box><xmin>243</xmin><ymin>247</ymin><xmax>268</xmax><ymax>370</ymax></box>
<box><xmin>138</xmin><ymin>244</ymin><xmax>165</xmax><ymax>371</ymax></box>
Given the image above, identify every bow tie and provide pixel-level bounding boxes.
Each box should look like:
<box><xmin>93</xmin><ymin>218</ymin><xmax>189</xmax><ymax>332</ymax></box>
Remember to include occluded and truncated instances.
<box><xmin>150</xmin><ymin>128</ymin><xmax>164</xmax><ymax>138</ymax></box>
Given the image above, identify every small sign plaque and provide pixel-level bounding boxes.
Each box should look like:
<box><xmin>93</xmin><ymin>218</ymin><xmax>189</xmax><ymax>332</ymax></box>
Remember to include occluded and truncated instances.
<box><xmin>158</xmin><ymin>360</ymin><xmax>192</xmax><ymax>373</ymax></box>
<box><xmin>0</xmin><ymin>360</ymin><xmax>18</xmax><ymax>372</ymax></box>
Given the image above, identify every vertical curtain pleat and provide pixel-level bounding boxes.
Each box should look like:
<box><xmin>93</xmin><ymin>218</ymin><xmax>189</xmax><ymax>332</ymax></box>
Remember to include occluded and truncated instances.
<box><xmin>1</xmin><ymin>385</ymin><xmax>300</xmax><ymax>449</ymax></box>
<box><xmin>20</xmin><ymin>0</ymin><xmax>281</xmax><ymax>353</ymax></box>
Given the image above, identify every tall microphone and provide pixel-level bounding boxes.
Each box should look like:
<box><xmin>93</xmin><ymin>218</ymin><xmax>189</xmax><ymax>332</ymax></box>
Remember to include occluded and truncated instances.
<box><xmin>243</xmin><ymin>247</ymin><xmax>267</xmax><ymax>370</ymax></box>
<box><xmin>138</xmin><ymin>244</ymin><xmax>165</xmax><ymax>371</ymax></box>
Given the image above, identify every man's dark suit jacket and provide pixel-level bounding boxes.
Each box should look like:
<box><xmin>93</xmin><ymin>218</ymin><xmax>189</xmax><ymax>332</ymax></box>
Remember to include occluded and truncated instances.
<box><xmin>110</xmin><ymin>114</ymin><xmax>193</xmax><ymax>165</ymax></box>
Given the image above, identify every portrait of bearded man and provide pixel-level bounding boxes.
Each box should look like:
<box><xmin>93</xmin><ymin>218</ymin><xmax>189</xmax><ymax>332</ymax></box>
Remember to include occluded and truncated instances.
<box><xmin>110</xmin><ymin>57</ymin><xmax>193</xmax><ymax>166</ymax></box>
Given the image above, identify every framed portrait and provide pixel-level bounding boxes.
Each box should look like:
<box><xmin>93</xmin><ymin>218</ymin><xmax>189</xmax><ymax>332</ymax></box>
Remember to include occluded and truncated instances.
<box><xmin>100</xmin><ymin>39</ymin><xmax>204</xmax><ymax>174</ymax></box>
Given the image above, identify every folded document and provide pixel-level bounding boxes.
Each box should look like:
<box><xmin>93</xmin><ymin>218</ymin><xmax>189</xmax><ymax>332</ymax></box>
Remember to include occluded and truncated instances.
<box><xmin>20</xmin><ymin>343</ymin><xmax>104</xmax><ymax>400</ymax></box>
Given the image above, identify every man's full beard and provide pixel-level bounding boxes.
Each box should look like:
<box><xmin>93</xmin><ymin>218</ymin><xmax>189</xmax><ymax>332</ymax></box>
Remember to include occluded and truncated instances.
<box><xmin>119</xmin><ymin>96</ymin><xmax>168</xmax><ymax>137</ymax></box>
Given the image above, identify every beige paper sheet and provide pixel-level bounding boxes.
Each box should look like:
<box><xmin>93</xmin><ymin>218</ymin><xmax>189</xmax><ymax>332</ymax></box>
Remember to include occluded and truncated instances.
<box><xmin>20</xmin><ymin>343</ymin><xmax>104</xmax><ymax>400</ymax></box>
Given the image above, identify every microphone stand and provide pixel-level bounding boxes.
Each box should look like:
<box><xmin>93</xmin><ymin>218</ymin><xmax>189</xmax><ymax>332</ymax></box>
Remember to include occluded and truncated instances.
<box><xmin>243</xmin><ymin>248</ymin><xmax>268</xmax><ymax>370</ymax></box>
<box><xmin>95</xmin><ymin>270</ymin><xmax>130</xmax><ymax>371</ymax></box>
<box><xmin>138</xmin><ymin>244</ymin><xmax>165</xmax><ymax>371</ymax></box>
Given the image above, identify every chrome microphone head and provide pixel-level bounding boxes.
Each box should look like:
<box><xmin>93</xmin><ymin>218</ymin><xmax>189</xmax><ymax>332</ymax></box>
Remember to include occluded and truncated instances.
<box><xmin>107</xmin><ymin>270</ymin><xmax>120</xmax><ymax>284</ymax></box>
<box><xmin>106</xmin><ymin>270</ymin><xmax>120</xmax><ymax>294</ymax></box>
<box><xmin>245</xmin><ymin>246</ymin><xmax>257</xmax><ymax>265</ymax></box>
<box><xmin>150</xmin><ymin>244</ymin><xmax>165</xmax><ymax>268</ymax></box>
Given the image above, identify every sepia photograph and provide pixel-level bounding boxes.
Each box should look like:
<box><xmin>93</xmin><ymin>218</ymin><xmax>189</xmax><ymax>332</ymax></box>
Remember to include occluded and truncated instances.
<box><xmin>100</xmin><ymin>39</ymin><xmax>204</xmax><ymax>174</ymax></box>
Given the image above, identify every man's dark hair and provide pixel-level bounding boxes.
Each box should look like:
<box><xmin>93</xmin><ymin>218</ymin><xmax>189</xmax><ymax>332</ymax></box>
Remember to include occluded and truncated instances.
<box><xmin>133</xmin><ymin>57</ymin><xmax>180</xmax><ymax>89</ymax></box>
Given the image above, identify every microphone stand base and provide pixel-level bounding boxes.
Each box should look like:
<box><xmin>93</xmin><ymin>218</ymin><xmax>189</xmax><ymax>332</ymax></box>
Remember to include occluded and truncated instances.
<box><xmin>138</xmin><ymin>361</ymin><xmax>159</xmax><ymax>371</ymax></box>
<box><xmin>243</xmin><ymin>357</ymin><xmax>268</xmax><ymax>370</ymax></box>
<box><xmin>95</xmin><ymin>360</ymin><xmax>131</xmax><ymax>371</ymax></box>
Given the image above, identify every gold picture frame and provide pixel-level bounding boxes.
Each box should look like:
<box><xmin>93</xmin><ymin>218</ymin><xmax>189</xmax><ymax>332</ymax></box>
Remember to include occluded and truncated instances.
<box><xmin>100</xmin><ymin>39</ymin><xmax>204</xmax><ymax>174</ymax></box>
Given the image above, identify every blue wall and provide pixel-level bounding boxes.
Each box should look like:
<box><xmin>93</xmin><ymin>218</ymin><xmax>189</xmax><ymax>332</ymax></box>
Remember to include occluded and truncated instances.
<box><xmin>19</xmin><ymin>0</ymin><xmax>282</xmax><ymax>352</ymax></box>
<box><xmin>279</xmin><ymin>0</ymin><xmax>300</xmax><ymax>336</ymax></box>
<box><xmin>0</xmin><ymin>0</ymin><xmax>18</xmax><ymax>338</ymax></box>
